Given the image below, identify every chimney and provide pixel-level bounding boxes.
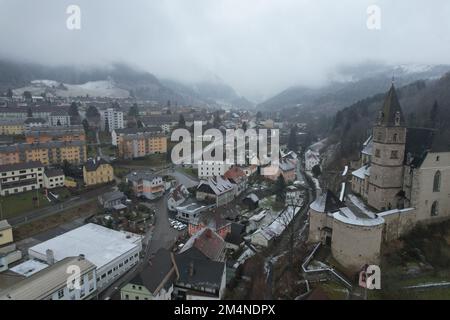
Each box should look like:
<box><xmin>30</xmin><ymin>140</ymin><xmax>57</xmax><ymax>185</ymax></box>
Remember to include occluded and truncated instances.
<box><xmin>78</xmin><ymin>254</ymin><xmax>85</xmax><ymax>261</ymax></box>
<box><xmin>46</xmin><ymin>249</ymin><xmax>55</xmax><ymax>265</ymax></box>
<box><xmin>189</xmin><ymin>261</ymin><xmax>195</xmax><ymax>277</ymax></box>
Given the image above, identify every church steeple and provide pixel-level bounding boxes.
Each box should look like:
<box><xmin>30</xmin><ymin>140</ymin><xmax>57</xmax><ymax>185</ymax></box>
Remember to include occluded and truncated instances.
<box><xmin>378</xmin><ymin>84</ymin><xmax>405</xmax><ymax>127</ymax></box>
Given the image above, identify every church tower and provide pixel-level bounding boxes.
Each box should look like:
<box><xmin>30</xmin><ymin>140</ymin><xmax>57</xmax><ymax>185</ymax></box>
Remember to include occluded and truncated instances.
<box><xmin>367</xmin><ymin>84</ymin><xmax>406</xmax><ymax>211</ymax></box>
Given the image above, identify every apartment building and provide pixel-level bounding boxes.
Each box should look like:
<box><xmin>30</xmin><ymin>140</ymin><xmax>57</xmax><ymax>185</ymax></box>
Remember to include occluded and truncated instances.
<box><xmin>111</xmin><ymin>126</ymin><xmax>163</xmax><ymax>146</ymax></box>
<box><xmin>125</xmin><ymin>171</ymin><xmax>165</xmax><ymax>200</ymax></box>
<box><xmin>83</xmin><ymin>158</ymin><xmax>114</xmax><ymax>186</ymax></box>
<box><xmin>48</xmin><ymin>110</ymin><xmax>71</xmax><ymax>127</ymax></box>
<box><xmin>25</xmin><ymin>125</ymin><xmax>85</xmax><ymax>144</ymax></box>
<box><xmin>0</xmin><ymin>120</ymin><xmax>24</xmax><ymax>135</ymax></box>
<box><xmin>117</xmin><ymin>132</ymin><xmax>167</xmax><ymax>159</ymax></box>
<box><xmin>43</xmin><ymin>169</ymin><xmax>65</xmax><ymax>189</ymax></box>
<box><xmin>100</xmin><ymin>108</ymin><xmax>124</xmax><ymax>132</ymax></box>
<box><xmin>0</xmin><ymin>141</ymin><xmax>87</xmax><ymax>166</ymax></box>
<box><xmin>0</xmin><ymin>256</ymin><xmax>97</xmax><ymax>300</ymax></box>
<box><xmin>0</xmin><ymin>162</ymin><xmax>44</xmax><ymax>196</ymax></box>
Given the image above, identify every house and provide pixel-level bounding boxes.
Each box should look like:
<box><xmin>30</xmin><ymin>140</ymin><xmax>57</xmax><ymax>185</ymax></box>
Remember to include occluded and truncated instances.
<box><xmin>173</xmin><ymin>248</ymin><xmax>226</xmax><ymax>300</ymax></box>
<box><xmin>243</xmin><ymin>193</ymin><xmax>259</xmax><ymax>210</ymax></box>
<box><xmin>0</xmin><ymin>162</ymin><xmax>45</xmax><ymax>196</ymax></box>
<box><xmin>98</xmin><ymin>191</ymin><xmax>127</xmax><ymax>210</ymax></box>
<box><xmin>179</xmin><ymin>228</ymin><xmax>226</xmax><ymax>262</ymax></box>
<box><xmin>43</xmin><ymin>169</ymin><xmax>65</xmax><ymax>189</ymax></box>
<box><xmin>196</xmin><ymin>176</ymin><xmax>236</xmax><ymax>207</ymax></box>
<box><xmin>167</xmin><ymin>184</ymin><xmax>189</xmax><ymax>212</ymax></box>
<box><xmin>266</xmin><ymin>160</ymin><xmax>296</xmax><ymax>183</ymax></box>
<box><xmin>224</xmin><ymin>223</ymin><xmax>246</xmax><ymax>251</ymax></box>
<box><xmin>175</xmin><ymin>201</ymin><xmax>215</xmax><ymax>224</ymax></box>
<box><xmin>224</xmin><ymin>166</ymin><xmax>248</xmax><ymax>196</ymax></box>
<box><xmin>241</xmin><ymin>164</ymin><xmax>258</xmax><ymax>177</ymax></box>
<box><xmin>188</xmin><ymin>214</ymin><xmax>232</xmax><ymax>240</ymax></box>
<box><xmin>120</xmin><ymin>248</ymin><xmax>177</xmax><ymax>300</ymax></box>
<box><xmin>305</xmin><ymin>149</ymin><xmax>321</xmax><ymax>172</ymax></box>
<box><xmin>0</xmin><ymin>256</ymin><xmax>97</xmax><ymax>300</ymax></box>
<box><xmin>83</xmin><ymin>158</ymin><xmax>114</xmax><ymax>186</ymax></box>
<box><xmin>126</xmin><ymin>171</ymin><xmax>164</xmax><ymax>200</ymax></box>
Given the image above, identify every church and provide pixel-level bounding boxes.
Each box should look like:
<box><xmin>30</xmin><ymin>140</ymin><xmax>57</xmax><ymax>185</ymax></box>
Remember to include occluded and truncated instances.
<box><xmin>308</xmin><ymin>84</ymin><xmax>450</xmax><ymax>271</ymax></box>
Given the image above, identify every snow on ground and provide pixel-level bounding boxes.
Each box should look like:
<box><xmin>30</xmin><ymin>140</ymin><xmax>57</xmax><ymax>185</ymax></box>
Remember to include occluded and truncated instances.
<box><xmin>14</xmin><ymin>79</ymin><xmax>130</xmax><ymax>98</ymax></box>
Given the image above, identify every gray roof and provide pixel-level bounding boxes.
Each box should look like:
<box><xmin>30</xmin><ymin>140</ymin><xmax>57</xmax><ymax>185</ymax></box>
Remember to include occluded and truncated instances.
<box><xmin>84</xmin><ymin>158</ymin><xmax>109</xmax><ymax>172</ymax></box>
<box><xmin>126</xmin><ymin>171</ymin><xmax>160</xmax><ymax>182</ymax></box>
<box><xmin>0</xmin><ymin>220</ymin><xmax>11</xmax><ymax>232</ymax></box>
<box><xmin>378</xmin><ymin>85</ymin><xmax>405</xmax><ymax>127</ymax></box>
<box><xmin>175</xmin><ymin>248</ymin><xmax>225</xmax><ymax>291</ymax></box>
<box><xmin>0</xmin><ymin>161</ymin><xmax>44</xmax><ymax>173</ymax></box>
<box><xmin>0</xmin><ymin>256</ymin><xmax>96</xmax><ymax>300</ymax></box>
<box><xmin>129</xmin><ymin>248</ymin><xmax>175</xmax><ymax>295</ymax></box>
<box><xmin>100</xmin><ymin>191</ymin><xmax>126</xmax><ymax>203</ymax></box>
<box><xmin>44</xmin><ymin>169</ymin><xmax>64</xmax><ymax>178</ymax></box>
<box><xmin>0</xmin><ymin>140</ymin><xmax>85</xmax><ymax>153</ymax></box>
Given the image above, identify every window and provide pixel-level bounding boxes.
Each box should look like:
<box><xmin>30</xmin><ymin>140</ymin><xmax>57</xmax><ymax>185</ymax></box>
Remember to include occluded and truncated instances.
<box><xmin>390</xmin><ymin>151</ymin><xmax>399</xmax><ymax>159</ymax></box>
<box><xmin>375</xmin><ymin>149</ymin><xmax>381</xmax><ymax>158</ymax></box>
<box><xmin>433</xmin><ymin>171</ymin><xmax>441</xmax><ymax>192</ymax></box>
<box><xmin>431</xmin><ymin>201</ymin><xmax>439</xmax><ymax>216</ymax></box>
<box><xmin>393</xmin><ymin>133</ymin><xmax>398</xmax><ymax>142</ymax></box>
<box><xmin>436</xmin><ymin>156</ymin><xmax>440</xmax><ymax>162</ymax></box>
<box><xmin>57</xmin><ymin>289</ymin><xmax>64</xmax><ymax>299</ymax></box>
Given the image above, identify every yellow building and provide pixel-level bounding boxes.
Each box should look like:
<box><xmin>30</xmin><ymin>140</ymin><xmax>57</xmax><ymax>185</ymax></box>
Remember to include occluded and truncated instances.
<box><xmin>83</xmin><ymin>158</ymin><xmax>114</xmax><ymax>186</ymax></box>
<box><xmin>0</xmin><ymin>121</ymin><xmax>24</xmax><ymax>135</ymax></box>
<box><xmin>118</xmin><ymin>133</ymin><xmax>167</xmax><ymax>160</ymax></box>
<box><xmin>0</xmin><ymin>141</ymin><xmax>86</xmax><ymax>166</ymax></box>
<box><xmin>0</xmin><ymin>220</ymin><xmax>13</xmax><ymax>247</ymax></box>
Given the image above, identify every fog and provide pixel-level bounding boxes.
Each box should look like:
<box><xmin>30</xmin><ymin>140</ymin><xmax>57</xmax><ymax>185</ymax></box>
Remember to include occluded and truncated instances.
<box><xmin>1</xmin><ymin>0</ymin><xmax>450</xmax><ymax>101</ymax></box>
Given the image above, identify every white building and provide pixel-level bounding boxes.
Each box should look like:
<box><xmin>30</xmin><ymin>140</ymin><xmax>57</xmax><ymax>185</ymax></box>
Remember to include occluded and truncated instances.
<box><xmin>197</xmin><ymin>161</ymin><xmax>231</xmax><ymax>179</ymax></box>
<box><xmin>0</xmin><ymin>256</ymin><xmax>97</xmax><ymax>300</ymax></box>
<box><xmin>43</xmin><ymin>169</ymin><xmax>65</xmax><ymax>189</ymax></box>
<box><xmin>28</xmin><ymin>223</ymin><xmax>142</xmax><ymax>292</ymax></box>
<box><xmin>0</xmin><ymin>162</ymin><xmax>44</xmax><ymax>196</ymax></box>
<box><xmin>48</xmin><ymin>111</ymin><xmax>71</xmax><ymax>127</ymax></box>
<box><xmin>100</xmin><ymin>108</ymin><xmax>124</xmax><ymax>132</ymax></box>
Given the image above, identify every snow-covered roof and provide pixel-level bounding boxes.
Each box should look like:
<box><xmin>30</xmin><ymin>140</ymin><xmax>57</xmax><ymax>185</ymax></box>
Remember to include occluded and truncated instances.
<box><xmin>28</xmin><ymin>223</ymin><xmax>142</xmax><ymax>270</ymax></box>
<box><xmin>352</xmin><ymin>165</ymin><xmax>371</xmax><ymax>179</ymax></box>
<box><xmin>10</xmin><ymin>260</ymin><xmax>49</xmax><ymax>277</ymax></box>
<box><xmin>362</xmin><ymin>136</ymin><xmax>373</xmax><ymax>155</ymax></box>
<box><xmin>333</xmin><ymin>207</ymin><xmax>384</xmax><ymax>227</ymax></box>
<box><xmin>197</xmin><ymin>176</ymin><xmax>235</xmax><ymax>195</ymax></box>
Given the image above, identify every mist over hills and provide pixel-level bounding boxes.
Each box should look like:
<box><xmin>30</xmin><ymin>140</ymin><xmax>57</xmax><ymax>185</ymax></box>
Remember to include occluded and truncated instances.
<box><xmin>0</xmin><ymin>59</ymin><xmax>252</xmax><ymax>108</ymax></box>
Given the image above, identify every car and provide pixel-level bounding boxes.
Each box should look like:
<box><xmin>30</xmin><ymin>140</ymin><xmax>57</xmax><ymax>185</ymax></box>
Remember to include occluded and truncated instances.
<box><xmin>173</xmin><ymin>221</ymin><xmax>183</xmax><ymax>228</ymax></box>
<box><xmin>177</xmin><ymin>225</ymin><xmax>187</xmax><ymax>231</ymax></box>
<box><xmin>170</xmin><ymin>220</ymin><xmax>178</xmax><ymax>227</ymax></box>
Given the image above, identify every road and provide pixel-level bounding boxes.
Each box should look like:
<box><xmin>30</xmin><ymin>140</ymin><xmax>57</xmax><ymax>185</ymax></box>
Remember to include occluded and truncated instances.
<box><xmin>99</xmin><ymin>172</ymin><xmax>189</xmax><ymax>300</ymax></box>
<box><xmin>8</xmin><ymin>185</ymin><xmax>115</xmax><ymax>227</ymax></box>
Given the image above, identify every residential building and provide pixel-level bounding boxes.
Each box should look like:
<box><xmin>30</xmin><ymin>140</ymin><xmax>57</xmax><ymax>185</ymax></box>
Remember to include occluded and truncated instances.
<box><xmin>196</xmin><ymin>176</ymin><xmax>236</xmax><ymax>207</ymax></box>
<box><xmin>0</xmin><ymin>162</ymin><xmax>44</xmax><ymax>196</ymax></box>
<box><xmin>266</xmin><ymin>160</ymin><xmax>296</xmax><ymax>183</ymax></box>
<box><xmin>25</xmin><ymin>125</ymin><xmax>85</xmax><ymax>144</ymax></box>
<box><xmin>120</xmin><ymin>248</ymin><xmax>177</xmax><ymax>300</ymax></box>
<box><xmin>28</xmin><ymin>223</ymin><xmax>142</xmax><ymax>291</ymax></box>
<box><xmin>83</xmin><ymin>158</ymin><xmax>114</xmax><ymax>186</ymax></box>
<box><xmin>0</xmin><ymin>120</ymin><xmax>24</xmax><ymax>135</ymax></box>
<box><xmin>126</xmin><ymin>171</ymin><xmax>164</xmax><ymax>200</ymax></box>
<box><xmin>188</xmin><ymin>214</ymin><xmax>232</xmax><ymax>240</ymax></box>
<box><xmin>98</xmin><ymin>191</ymin><xmax>127</xmax><ymax>209</ymax></box>
<box><xmin>0</xmin><ymin>256</ymin><xmax>97</xmax><ymax>300</ymax></box>
<box><xmin>117</xmin><ymin>131</ymin><xmax>167</xmax><ymax>160</ymax></box>
<box><xmin>0</xmin><ymin>141</ymin><xmax>87</xmax><ymax>166</ymax></box>
<box><xmin>100</xmin><ymin>108</ymin><xmax>124</xmax><ymax>132</ymax></box>
<box><xmin>0</xmin><ymin>220</ymin><xmax>13</xmax><ymax>247</ymax></box>
<box><xmin>175</xmin><ymin>201</ymin><xmax>215</xmax><ymax>223</ymax></box>
<box><xmin>173</xmin><ymin>244</ymin><xmax>226</xmax><ymax>300</ymax></box>
<box><xmin>167</xmin><ymin>184</ymin><xmax>189</xmax><ymax>212</ymax></box>
<box><xmin>111</xmin><ymin>127</ymin><xmax>163</xmax><ymax>146</ymax></box>
<box><xmin>179</xmin><ymin>228</ymin><xmax>226</xmax><ymax>262</ymax></box>
<box><xmin>48</xmin><ymin>110</ymin><xmax>71</xmax><ymax>127</ymax></box>
<box><xmin>224</xmin><ymin>166</ymin><xmax>248</xmax><ymax>196</ymax></box>
<box><xmin>43</xmin><ymin>169</ymin><xmax>65</xmax><ymax>189</ymax></box>
<box><xmin>197</xmin><ymin>161</ymin><xmax>231</xmax><ymax>179</ymax></box>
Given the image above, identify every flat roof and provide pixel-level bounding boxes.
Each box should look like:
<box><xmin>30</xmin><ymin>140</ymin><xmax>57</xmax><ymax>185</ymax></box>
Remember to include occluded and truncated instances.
<box><xmin>10</xmin><ymin>260</ymin><xmax>49</xmax><ymax>277</ymax></box>
<box><xmin>28</xmin><ymin>223</ymin><xmax>142</xmax><ymax>270</ymax></box>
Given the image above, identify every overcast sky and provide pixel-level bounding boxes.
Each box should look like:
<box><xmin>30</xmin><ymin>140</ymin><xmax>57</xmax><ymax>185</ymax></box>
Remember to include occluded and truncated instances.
<box><xmin>1</xmin><ymin>0</ymin><xmax>450</xmax><ymax>100</ymax></box>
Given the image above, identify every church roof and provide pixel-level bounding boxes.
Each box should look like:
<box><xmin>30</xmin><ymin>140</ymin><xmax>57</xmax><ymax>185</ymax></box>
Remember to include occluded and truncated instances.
<box><xmin>378</xmin><ymin>85</ymin><xmax>405</xmax><ymax>127</ymax></box>
<box><xmin>405</xmin><ymin>128</ymin><xmax>435</xmax><ymax>167</ymax></box>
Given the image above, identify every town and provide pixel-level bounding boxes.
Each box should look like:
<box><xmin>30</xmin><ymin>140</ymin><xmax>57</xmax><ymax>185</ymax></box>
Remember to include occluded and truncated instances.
<box><xmin>0</xmin><ymin>0</ymin><xmax>450</xmax><ymax>305</ymax></box>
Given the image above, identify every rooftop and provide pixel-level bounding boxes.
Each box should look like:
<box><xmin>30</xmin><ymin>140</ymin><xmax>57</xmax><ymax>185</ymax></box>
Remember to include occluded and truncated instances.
<box><xmin>0</xmin><ymin>161</ymin><xmax>44</xmax><ymax>173</ymax></box>
<box><xmin>179</xmin><ymin>228</ymin><xmax>226</xmax><ymax>262</ymax></box>
<box><xmin>28</xmin><ymin>223</ymin><xmax>142</xmax><ymax>270</ymax></box>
